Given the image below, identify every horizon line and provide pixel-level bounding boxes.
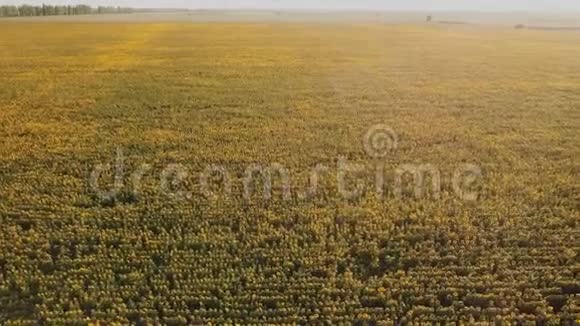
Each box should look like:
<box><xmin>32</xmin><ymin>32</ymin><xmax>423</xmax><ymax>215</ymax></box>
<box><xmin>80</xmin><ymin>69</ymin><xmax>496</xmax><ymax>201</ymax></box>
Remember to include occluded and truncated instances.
<box><xmin>2</xmin><ymin>4</ymin><xmax>580</xmax><ymax>14</ymax></box>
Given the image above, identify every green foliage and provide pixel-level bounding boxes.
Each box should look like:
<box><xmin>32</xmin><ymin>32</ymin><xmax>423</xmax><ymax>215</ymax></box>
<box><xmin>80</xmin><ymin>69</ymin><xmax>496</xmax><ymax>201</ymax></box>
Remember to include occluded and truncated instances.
<box><xmin>0</xmin><ymin>4</ymin><xmax>133</xmax><ymax>17</ymax></box>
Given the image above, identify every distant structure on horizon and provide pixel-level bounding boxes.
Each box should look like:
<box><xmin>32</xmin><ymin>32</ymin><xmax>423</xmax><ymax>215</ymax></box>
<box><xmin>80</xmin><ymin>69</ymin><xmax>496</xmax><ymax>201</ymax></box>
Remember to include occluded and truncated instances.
<box><xmin>426</xmin><ymin>15</ymin><xmax>432</xmax><ymax>23</ymax></box>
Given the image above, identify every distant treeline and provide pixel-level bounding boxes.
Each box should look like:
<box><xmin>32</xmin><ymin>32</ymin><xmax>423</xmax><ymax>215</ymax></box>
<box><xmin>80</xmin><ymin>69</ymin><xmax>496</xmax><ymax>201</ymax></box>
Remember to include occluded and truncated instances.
<box><xmin>0</xmin><ymin>4</ymin><xmax>134</xmax><ymax>17</ymax></box>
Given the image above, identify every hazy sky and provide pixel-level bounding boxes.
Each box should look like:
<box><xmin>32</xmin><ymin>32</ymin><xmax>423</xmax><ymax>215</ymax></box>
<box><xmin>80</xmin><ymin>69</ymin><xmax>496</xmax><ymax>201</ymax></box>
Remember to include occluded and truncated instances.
<box><xmin>1</xmin><ymin>0</ymin><xmax>579</xmax><ymax>12</ymax></box>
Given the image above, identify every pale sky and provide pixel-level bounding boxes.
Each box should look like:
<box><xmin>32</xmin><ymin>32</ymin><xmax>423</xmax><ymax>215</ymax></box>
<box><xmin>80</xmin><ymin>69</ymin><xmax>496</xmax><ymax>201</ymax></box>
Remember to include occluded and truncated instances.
<box><xmin>1</xmin><ymin>0</ymin><xmax>579</xmax><ymax>12</ymax></box>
